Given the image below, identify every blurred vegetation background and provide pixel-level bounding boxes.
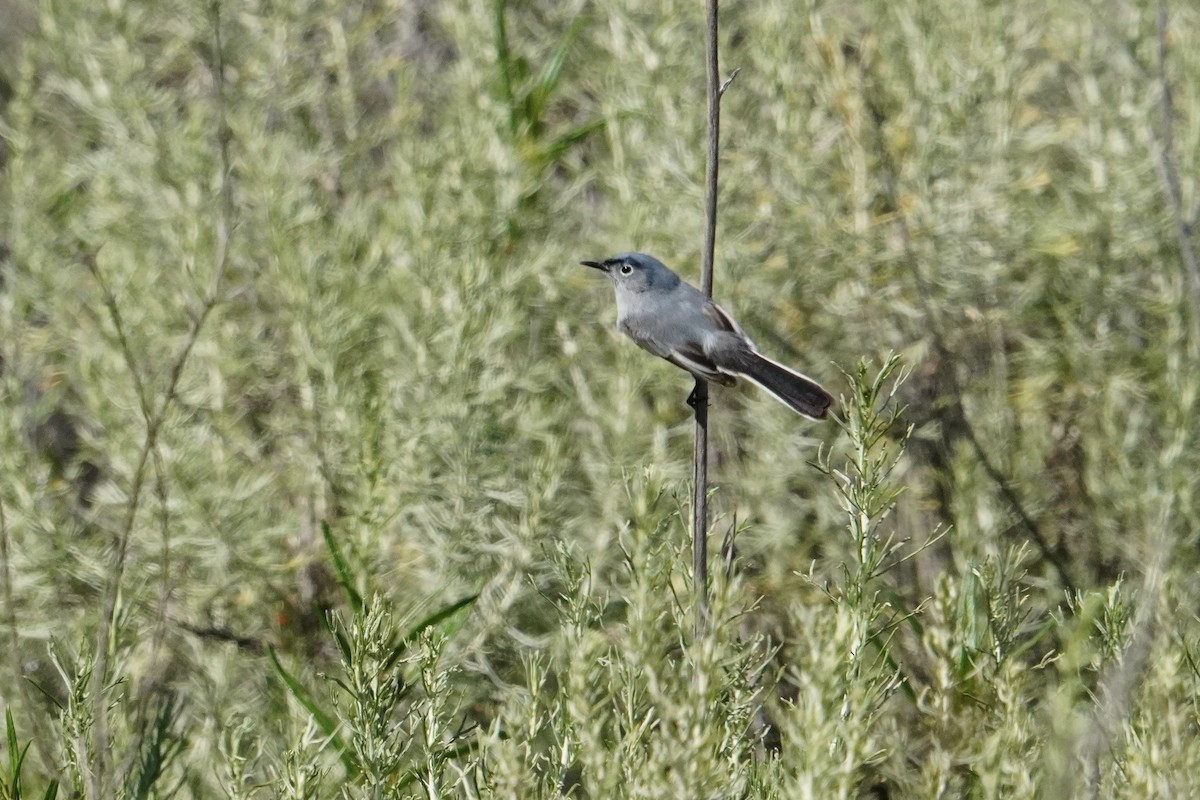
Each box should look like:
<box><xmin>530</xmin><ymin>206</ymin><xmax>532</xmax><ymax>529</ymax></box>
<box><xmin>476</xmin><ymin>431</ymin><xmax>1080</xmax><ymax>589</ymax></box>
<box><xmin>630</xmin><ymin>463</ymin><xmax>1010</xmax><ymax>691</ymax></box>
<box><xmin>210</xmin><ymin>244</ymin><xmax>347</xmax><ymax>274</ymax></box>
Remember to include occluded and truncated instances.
<box><xmin>1</xmin><ymin>0</ymin><xmax>1198</xmax><ymax>796</ymax></box>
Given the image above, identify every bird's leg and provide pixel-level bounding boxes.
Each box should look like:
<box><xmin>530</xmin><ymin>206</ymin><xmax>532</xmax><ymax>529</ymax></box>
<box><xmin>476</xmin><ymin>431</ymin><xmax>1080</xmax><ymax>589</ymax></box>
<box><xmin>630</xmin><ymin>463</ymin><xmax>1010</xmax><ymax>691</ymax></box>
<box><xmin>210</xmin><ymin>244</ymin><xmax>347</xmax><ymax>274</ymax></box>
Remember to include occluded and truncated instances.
<box><xmin>686</xmin><ymin>379</ymin><xmax>706</xmax><ymax>410</ymax></box>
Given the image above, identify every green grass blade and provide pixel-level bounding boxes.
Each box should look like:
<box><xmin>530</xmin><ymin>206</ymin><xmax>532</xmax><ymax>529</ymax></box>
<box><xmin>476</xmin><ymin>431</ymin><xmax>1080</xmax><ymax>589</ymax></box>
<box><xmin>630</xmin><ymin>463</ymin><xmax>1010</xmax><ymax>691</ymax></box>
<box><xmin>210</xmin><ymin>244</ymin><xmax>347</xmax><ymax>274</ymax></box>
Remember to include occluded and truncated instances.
<box><xmin>321</xmin><ymin>521</ymin><xmax>364</xmax><ymax>613</ymax></box>
<box><xmin>267</xmin><ymin>646</ymin><xmax>359</xmax><ymax>778</ymax></box>
<box><xmin>382</xmin><ymin>593</ymin><xmax>479</xmax><ymax>672</ymax></box>
<box><xmin>5</xmin><ymin>708</ymin><xmax>19</xmax><ymax>785</ymax></box>
<box><xmin>400</xmin><ymin>593</ymin><xmax>478</xmax><ymax>647</ymax></box>
<box><xmin>528</xmin><ymin>12</ymin><xmax>587</xmax><ymax>123</ymax></box>
<box><xmin>492</xmin><ymin>0</ymin><xmax>518</xmax><ymax>138</ymax></box>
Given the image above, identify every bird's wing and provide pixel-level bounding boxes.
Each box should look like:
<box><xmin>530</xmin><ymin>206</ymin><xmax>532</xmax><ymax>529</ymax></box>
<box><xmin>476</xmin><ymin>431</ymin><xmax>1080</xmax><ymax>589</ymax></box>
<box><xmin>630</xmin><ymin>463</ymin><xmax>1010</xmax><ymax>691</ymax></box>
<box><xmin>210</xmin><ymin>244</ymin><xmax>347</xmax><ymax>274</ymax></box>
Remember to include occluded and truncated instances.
<box><xmin>620</xmin><ymin>317</ymin><xmax>736</xmax><ymax>385</ymax></box>
<box><xmin>702</xmin><ymin>300</ymin><xmax>747</xmax><ymax>338</ymax></box>
<box><xmin>664</xmin><ymin>344</ymin><xmax>736</xmax><ymax>385</ymax></box>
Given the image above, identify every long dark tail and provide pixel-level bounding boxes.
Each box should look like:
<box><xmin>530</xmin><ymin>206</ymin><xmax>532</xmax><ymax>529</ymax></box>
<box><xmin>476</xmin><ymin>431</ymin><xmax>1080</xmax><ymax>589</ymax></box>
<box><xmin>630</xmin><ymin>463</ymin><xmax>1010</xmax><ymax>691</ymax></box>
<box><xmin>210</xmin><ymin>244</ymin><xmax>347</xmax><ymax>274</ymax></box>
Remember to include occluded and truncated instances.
<box><xmin>724</xmin><ymin>350</ymin><xmax>833</xmax><ymax>420</ymax></box>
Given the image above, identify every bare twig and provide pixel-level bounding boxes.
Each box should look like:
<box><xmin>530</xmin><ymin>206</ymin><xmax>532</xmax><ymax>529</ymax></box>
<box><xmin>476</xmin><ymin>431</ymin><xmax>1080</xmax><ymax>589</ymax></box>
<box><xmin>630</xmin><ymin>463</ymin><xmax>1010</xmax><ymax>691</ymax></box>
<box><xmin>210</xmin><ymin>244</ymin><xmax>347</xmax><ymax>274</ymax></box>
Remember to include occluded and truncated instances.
<box><xmin>114</xmin><ymin>444</ymin><xmax>176</xmax><ymax>787</ymax></box>
<box><xmin>691</xmin><ymin>379</ymin><xmax>709</xmax><ymax>634</ymax></box>
<box><xmin>950</xmin><ymin>403</ymin><xmax>1075</xmax><ymax>592</ymax></box>
<box><xmin>692</xmin><ymin>0</ymin><xmax>724</xmax><ymax>633</ymax></box>
<box><xmin>175</xmin><ymin>619</ymin><xmax>265</xmax><ymax>653</ymax></box>
<box><xmin>84</xmin><ymin>252</ymin><xmax>159</xmax><ymax>799</ymax></box>
<box><xmin>718</xmin><ymin>67</ymin><xmax>741</xmax><ymax>98</ymax></box>
<box><xmin>86</xmin><ymin>2</ymin><xmax>236</xmax><ymax>794</ymax></box>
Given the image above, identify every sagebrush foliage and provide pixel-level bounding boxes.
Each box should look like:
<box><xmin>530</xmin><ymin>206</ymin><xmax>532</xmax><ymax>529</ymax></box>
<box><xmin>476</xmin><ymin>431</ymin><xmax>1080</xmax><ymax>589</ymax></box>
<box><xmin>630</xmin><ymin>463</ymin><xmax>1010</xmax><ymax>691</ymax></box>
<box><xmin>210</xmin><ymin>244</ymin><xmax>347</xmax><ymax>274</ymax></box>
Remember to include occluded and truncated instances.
<box><xmin>1</xmin><ymin>0</ymin><xmax>1198</xmax><ymax>797</ymax></box>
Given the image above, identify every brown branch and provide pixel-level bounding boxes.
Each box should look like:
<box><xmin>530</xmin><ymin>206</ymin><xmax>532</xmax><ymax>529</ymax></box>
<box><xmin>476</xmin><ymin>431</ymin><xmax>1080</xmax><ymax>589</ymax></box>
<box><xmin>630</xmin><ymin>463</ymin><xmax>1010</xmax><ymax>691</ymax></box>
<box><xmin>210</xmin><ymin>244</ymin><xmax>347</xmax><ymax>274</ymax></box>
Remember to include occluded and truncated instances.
<box><xmin>176</xmin><ymin>619</ymin><xmax>265</xmax><ymax>654</ymax></box>
<box><xmin>692</xmin><ymin>0</ymin><xmax>723</xmax><ymax>633</ymax></box>
<box><xmin>946</xmin><ymin>401</ymin><xmax>1076</xmax><ymax>593</ymax></box>
<box><xmin>691</xmin><ymin>379</ymin><xmax>709</xmax><ymax>632</ymax></box>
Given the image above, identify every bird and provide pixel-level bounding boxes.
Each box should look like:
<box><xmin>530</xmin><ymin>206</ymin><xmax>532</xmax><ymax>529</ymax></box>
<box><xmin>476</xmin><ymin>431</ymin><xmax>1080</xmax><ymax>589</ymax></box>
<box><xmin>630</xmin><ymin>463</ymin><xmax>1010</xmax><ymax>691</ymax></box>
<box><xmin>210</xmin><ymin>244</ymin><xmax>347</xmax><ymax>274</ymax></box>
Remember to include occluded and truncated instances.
<box><xmin>581</xmin><ymin>252</ymin><xmax>833</xmax><ymax>420</ymax></box>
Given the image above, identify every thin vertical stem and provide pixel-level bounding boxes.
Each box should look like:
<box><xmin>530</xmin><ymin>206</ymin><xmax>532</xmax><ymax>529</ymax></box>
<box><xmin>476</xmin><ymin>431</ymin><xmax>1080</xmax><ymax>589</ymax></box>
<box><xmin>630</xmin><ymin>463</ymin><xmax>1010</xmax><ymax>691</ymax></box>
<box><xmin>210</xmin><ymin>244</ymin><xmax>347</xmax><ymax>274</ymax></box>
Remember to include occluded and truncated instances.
<box><xmin>691</xmin><ymin>380</ymin><xmax>709</xmax><ymax>630</ymax></box>
<box><xmin>693</xmin><ymin>0</ymin><xmax>721</xmax><ymax>631</ymax></box>
<box><xmin>700</xmin><ymin>0</ymin><xmax>720</xmax><ymax>298</ymax></box>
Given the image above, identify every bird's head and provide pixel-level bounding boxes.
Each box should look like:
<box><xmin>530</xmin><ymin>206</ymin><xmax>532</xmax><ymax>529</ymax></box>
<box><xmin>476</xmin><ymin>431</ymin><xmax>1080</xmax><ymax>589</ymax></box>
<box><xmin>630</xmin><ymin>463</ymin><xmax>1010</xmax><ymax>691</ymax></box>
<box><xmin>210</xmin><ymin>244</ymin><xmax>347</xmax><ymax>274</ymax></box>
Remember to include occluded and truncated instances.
<box><xmin>580</xmin><ymin>252</ymin><xmax>680</xmax><ymax>294</ymax></box>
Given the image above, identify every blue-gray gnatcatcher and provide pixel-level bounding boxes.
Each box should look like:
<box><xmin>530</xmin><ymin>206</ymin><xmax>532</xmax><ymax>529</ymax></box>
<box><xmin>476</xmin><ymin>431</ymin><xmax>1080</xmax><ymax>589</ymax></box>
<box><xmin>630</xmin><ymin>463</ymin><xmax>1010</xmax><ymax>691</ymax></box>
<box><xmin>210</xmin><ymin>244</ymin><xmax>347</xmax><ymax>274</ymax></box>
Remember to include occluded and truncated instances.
<box><xmin>582</xmin><ymin>253</ymin><xmax>833</xmax><ymax>420</ymax></box>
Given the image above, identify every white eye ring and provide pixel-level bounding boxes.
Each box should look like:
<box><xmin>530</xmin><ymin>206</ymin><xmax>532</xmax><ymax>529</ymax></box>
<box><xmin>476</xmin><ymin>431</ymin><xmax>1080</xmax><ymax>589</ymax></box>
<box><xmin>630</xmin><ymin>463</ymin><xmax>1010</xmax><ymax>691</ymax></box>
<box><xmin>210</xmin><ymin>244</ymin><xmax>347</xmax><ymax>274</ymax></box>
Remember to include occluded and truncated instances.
<box><xmin>620</xmin><ymin>263</ymin><xmax>633</xmax><ymax>274</ymax></box>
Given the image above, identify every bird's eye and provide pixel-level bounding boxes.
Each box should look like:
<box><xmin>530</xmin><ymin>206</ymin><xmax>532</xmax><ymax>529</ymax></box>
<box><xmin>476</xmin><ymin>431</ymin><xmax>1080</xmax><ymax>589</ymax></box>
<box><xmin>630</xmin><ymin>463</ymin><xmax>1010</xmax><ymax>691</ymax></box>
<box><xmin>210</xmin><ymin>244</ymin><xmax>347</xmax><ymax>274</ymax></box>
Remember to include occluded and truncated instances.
<box><xmin>619</xmin><ymin>263</ymin><xmax>633</xmax><ymax>275</ymax></box>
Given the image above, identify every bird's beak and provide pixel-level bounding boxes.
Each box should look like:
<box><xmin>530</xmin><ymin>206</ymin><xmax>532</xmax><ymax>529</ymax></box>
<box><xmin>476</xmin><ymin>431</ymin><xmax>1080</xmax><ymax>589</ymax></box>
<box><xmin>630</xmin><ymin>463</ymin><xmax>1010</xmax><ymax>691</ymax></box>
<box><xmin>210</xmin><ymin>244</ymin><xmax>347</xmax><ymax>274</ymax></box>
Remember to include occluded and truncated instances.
<box><xmin>580</xmin><ymin>260</ymin><xmax>609</xmax><ymax>273</ymax></box>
